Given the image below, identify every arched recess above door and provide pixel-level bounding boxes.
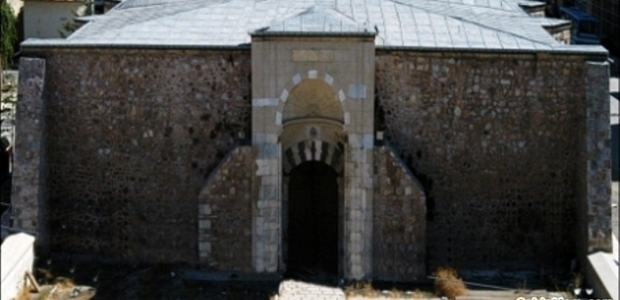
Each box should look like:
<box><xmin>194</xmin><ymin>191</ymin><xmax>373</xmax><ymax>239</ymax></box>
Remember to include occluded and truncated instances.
<box><xmin>282</xmin><ymin>79</ymin><xmax>344</xmax><ymax>124</ymax></box>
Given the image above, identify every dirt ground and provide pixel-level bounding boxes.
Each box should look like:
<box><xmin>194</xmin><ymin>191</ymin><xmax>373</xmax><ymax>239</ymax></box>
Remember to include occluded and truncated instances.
<box><xmin>34</xmin><ymin>256</ymin><xmax>582</xmax><ymax>300</ymax></box>
<box><xmin>35</xmin><ymin>260</ymin><xmax>281</xmax><ymax>300</ymax></box>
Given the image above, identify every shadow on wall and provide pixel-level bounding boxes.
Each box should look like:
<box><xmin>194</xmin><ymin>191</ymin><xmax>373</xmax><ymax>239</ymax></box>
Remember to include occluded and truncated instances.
<box><xmin>612</xmin><ymin>124</ymin><xmax>618</xmax><ymax>181</ymax></box>
<box><xmin>1</xmin><ymin>134</ymin><xmax>10</xmax><ymax>216</ymax></box>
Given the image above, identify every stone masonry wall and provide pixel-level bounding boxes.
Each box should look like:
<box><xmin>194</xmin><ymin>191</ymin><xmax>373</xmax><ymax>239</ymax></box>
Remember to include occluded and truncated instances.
<box><xmin>12</xmin><ymin>58</ymin><xmax>48</xmax><ymax>248</ymax></box>
<box><xmin>373</xmin><ymin>146</ymin><xmax>426</xmax><ymax>281</ymax></box>
<box><xmin>198</xmin><ymin>146</ymin><xmax>253</xmax><ymax>272</ymax></box>
<box><xmin>29</xmin><ymin>48</ymin><xmax>251</xmax><ymax>263</ymax></box>
<box><xmin>376</xmin><ymin>51</ymin><xmax>592</xmax><ymax>272</ymax></box>
<box><xmin>582</xmin><ymin>61</ymin><xmax>612</xmax><ymax>255</ymax></box>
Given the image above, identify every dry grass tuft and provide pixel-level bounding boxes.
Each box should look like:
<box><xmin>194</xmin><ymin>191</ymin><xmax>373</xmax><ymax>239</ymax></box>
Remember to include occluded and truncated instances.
<box><xmin>54</xmin><ymin>277</ymin><xmax>75</xmax><ymax>289</ymax></box>
<box><xmin>360</xmin><ymin>281</ymin><xmax>380</xmax><ymax>298</ymax></box>
<box><xmin>344</xmin><ymin>282</ymin><xmax>432</xmax><ymax>299</ymax></box>
<box><xmin>344</xmin><ymin>281</ymin><xmax>381</xmax><ymax>298</ymax></box>
<box><xmin>343</xmin><ymin>282</ymin><xmax>356</xmax><ymax>296</ymax></box>
<box><xmin>433</xmin><ymin>266</ymin><xmax>467</xmax><ymax>300</ymax></box>
<box><xmin>15</xmin><ymin>285</ymin><xmax>30</xmax><ymax>300</ymax></box>
<box><xmin>36</xmin><ymin>268</ymin><xmax>54</xmax><ymax>284</ymax></box>
<box><xmin>408</xmin><ymin>288</ymin><xmax>428</xmax><ymax>299</ymax></box>
<box><xmin>387</xmin><ymin>286</ymin><xmax>403</xmax><ymax>298</ymax></box>
<box><xmin>571</xmin><ymin>272</ymin><xmax>583</xmax><ymax>289</ymax></box>
<box><xmin>345</xmin><ymin>281</ymin><xmax>434</xmax><ymax>299</ymax></box>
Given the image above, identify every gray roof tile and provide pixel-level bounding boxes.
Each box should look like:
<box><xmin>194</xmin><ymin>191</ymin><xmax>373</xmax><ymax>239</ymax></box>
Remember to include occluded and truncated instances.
<box><xmin>21</xmin><ymin>0</ymin><xmax>607</xmax><ymax>53</ymax></box>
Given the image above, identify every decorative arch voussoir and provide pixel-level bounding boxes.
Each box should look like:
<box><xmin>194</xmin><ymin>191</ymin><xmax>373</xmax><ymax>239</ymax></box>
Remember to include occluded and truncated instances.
<box><xmin>283</xmin><ymin>140</ymin><xmax>343</xmax><ymax>175</ymax></box>
<box><xmin>280</xmin><ymin>70</ymin><xmax>339</xmax><ymax>104</ymax></box>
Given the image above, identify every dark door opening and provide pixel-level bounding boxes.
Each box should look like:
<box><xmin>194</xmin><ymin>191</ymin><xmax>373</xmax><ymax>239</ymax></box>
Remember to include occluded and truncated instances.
<box><xmin>287</xmin><ymin>161</ymin><xmax>339</xmax><ymax>277</ymax></box>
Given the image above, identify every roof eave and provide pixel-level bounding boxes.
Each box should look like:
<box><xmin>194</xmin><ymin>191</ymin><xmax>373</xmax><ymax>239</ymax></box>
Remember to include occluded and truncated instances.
<box><xmin>20</xmin><ymin>40</ymin><xmax>252</xmax><ymax>50</ymax></box>
<box><xmin>251</xmin><ymin>31</ymin><xmax>377</xmax><ymax>38</ymax></box>
<box><xmin>376</xmin><ymin>44</ymin><xmax>608</xmax><ymax>57</ymax></box>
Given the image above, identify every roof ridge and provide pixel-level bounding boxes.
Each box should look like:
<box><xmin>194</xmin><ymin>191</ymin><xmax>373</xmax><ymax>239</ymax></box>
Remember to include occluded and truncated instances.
<box><xmin>387</xmin><ymin>0</ymin><xmax>556</xmax><ymax>46</ymax></box>
<box><xmin>263</xmin><ymin>3</ymin><xmax>373</xmax><ymax>34</ymax></box>
<box><xmin>448</xmin><ymin>14</ymin><xmax>554</xmax><ymax>46</ymax></box>
<box><xmin>116</xmin><ymin>0</ymin><xmax>206</xmax><ymax>10</ymax></box>
<box><xmin>409</xmin><ymin>0</ymin><xmax>525</xmax><ymax>14</ymax></box>
<box><xmin>272</xmin><ymin>5</ymin><xmax>359</xmax><ymax>24</ymax></box>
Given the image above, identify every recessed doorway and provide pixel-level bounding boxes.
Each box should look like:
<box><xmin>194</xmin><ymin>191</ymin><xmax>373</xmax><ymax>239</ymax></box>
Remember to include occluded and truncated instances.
<box><xmin>285</xmin><ymin>161</ymin><xmax>339</xmax><ymax>277</ymax></box>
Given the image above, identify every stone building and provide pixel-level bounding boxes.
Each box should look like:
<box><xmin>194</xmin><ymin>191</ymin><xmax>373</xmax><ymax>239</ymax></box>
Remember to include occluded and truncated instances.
<box><xmin>22</xmin><ymin>0</ymin><xmax>87</xmax><ymax>39</ymax></box>
<box><xmin>13</xmin><ymin>0</ymin><xmax>611</xmax><ymax>281</ymax></box>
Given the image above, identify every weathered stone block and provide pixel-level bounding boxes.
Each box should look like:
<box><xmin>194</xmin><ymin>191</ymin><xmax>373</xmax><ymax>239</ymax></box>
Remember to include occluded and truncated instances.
<box><xmin>13</xmin><ymin>58</ymin><xmax>47</xmax><ymax>247</ymax></box>
<box><xmin>373</xmin><ymin>146</ymin><xmax>426</xmax><ymax>281</ymax></box>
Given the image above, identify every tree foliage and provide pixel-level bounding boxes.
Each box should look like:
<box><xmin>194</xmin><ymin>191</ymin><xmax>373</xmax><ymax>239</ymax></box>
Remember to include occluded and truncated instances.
<box><xmin>1</xmin><ymin>0</ymin><xmax>17</xmax><ymax>69</ymax></box>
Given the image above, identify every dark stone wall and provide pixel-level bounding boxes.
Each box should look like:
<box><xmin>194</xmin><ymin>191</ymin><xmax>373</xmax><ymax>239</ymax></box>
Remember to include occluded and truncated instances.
<box><xmin>375</xmin><ymin>51</ymin><xmax>587</xmax><ymax>272</ymax></box>
<box><xmin>12</xmin><ymin>58</ymin><xmax>48</xmax><ymax>248</ymax></box>
<box><xmin>373</xmin><ymin>146</ymin><xmax>426</xmax><ymax>281</ymax></box>
<box><xmin>198</xmin><ymin>146</ymin><xmax>253</xmax><ymax>271</ymax></box>
<box><xmin>18</xmin><ymin>46</ymin><xmax>606</xmax><ymax>276</ymax></box>
<box><xmin>37</xmin><ymin>48</ymin><xmax>251</xmax><ymax>263</ymax></box>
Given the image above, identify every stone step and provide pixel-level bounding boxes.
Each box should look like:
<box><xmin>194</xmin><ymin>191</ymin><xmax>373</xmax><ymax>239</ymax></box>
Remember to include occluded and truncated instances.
<box><xmin>277</xmin><ymin>280</ymin><xmax>346</xmax><ymax>300</ymax></box>
<box><xmin>278</xmin><ymin>279</ymin><xmax>573</xmax><ymax>300</ymax></box>
<box><xmin>277</xmin><ymin>296</ymin><xmax>346</xmax><ymax>300</ymax></box>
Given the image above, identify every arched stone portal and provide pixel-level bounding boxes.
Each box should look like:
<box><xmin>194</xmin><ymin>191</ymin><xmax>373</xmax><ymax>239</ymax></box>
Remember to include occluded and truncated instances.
<box><xmin>279</xmin><ymin>78</ymin><xmax>346</xmax><ymax>277</ymax></box>
<box><xmin>251</xmin><ymin>33</ymin><xmax>376</xmax><ymax>279</ymax></box>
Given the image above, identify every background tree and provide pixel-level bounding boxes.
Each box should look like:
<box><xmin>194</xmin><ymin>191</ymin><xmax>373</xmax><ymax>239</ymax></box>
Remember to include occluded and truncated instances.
<box><xmin>1</xmin><ymin>0</ymin><xmax>17</xmax><ymax>90</ymax></box>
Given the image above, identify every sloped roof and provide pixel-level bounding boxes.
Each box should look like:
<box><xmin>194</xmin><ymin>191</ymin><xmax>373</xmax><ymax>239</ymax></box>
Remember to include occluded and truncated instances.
<box><xmin>21</xmin><ymin>0</ymin><xmax>607</xmax><ymax>53</ymax></box>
